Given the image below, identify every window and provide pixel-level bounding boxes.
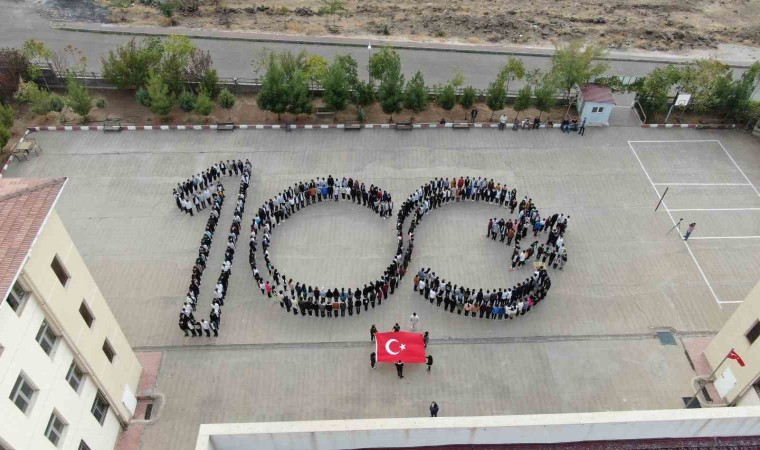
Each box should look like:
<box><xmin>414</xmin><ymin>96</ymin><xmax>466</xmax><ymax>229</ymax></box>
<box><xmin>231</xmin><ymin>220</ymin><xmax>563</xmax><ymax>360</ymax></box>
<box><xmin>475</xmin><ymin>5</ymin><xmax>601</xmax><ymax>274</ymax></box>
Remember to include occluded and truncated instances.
<box><xmin>36</xmin><ymin>320</ymin><xmax>58</xmax><ymax>356</ymax></box>
<box><xmin>50</xmin><ymin>256</ymin><xmax>69</xmax><ymax>287</ymax></box>
<box><xmin>6</xmin><ymin>282</ymin><xmax>27</xmax><ymax>313</ymax></box>
<box><xmin>102</xmin><ymin>339</ymin><xmax>115</xmax><ymax>363</ymax></box>
<box><xmin>91</xmin><ymin>391</ymin><xmax>109</xmax><ymax>425</ymax></box>
<box><xmin>746</xmin><ymin>320</ymin><xmax>760</xmax><ymax>345</ymax></box>
<box><xmin>79</xmin><ymin>301</ymin><xmax>94</xmax><ymax>328</ymax></box>
<box><xmin>44</xmin><ymin>411</ymin><xmax>67</xmax><ymax>447</ymax></box>
<box><xmin>9</xmin><ymin>373</ymin><xmax>36</xmax><ymax>414</ymax></box>
<box><xmin>78</xmin><ymin>440</ymin><xmax>92</xmax><ymax>450</ymax></box>
<box><xmin>65</xmin><ymin>361</ymin><xmax>85</xmax><ymax>393</ymax></box>
<box><xmin>591</xmin><ymin>106</ymin><xmax>604</xmax><ymax>113</ymax></box>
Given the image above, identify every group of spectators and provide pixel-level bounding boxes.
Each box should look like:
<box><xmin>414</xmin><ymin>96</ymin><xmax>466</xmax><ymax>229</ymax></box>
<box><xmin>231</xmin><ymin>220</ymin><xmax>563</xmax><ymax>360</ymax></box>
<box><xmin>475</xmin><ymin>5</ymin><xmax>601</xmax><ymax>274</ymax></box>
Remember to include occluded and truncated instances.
<box><xmin>248</xmin><ymin>177</ymin><xmax>405</xmax><ymax>317</ymax></box>
<box><xmin>177</xmin><ymin>160</ymin><xmax>252</xmax><ymax>337</ymax></box>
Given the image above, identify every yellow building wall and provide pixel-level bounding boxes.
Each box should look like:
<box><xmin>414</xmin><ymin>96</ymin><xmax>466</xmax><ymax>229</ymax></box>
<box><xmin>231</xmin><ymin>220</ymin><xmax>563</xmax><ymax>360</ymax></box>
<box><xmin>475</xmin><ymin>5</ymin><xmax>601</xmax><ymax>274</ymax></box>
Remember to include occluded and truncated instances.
<box><xmin>21</xmin><ymin>210</ymin><xmax>142</xmax><ymax>422</ymax></box>
<box><xmin>705</xmin><ymin>281</ymin><xmax>760</xmax><ymax>404</ymax></box>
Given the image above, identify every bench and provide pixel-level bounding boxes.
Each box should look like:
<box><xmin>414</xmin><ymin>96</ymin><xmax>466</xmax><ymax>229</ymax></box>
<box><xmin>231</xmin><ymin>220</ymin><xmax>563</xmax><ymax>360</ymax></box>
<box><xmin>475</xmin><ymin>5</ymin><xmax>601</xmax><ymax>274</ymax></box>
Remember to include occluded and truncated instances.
<box><xmin>103</xmin><ymin>124</ymin><xmax>122</xmax><ymax>132</ymax></box>
<box><xmin>344</xmin><ymin>122</ymin><xmax>362</xmax><ymax>131</ymax></box>
<box><xmin>395</xmin><ymin>122</ymin><xmax>413</xmax><ymax>130</ymax></box>
<box><xmin>315</xmin><ymin>107</ymin><xmax>335</xmax><ymax>118</ymax></box>
<box><xmin>217</xmin><ymin>122</ymin><xmax>235</xmax><ymax>131</ymax></box>
<box><xmin>452</xmin><ymin>122</ymin><xmax>470</xmax><ymax>129</ymax></box>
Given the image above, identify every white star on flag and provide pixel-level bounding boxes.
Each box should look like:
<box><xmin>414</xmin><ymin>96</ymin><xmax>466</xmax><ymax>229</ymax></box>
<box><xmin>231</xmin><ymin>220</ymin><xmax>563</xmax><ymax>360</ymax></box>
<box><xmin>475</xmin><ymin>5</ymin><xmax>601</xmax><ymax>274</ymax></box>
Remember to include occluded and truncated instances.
<box><xmin>400</xmin><ymin>344</ymin><xmax>406</xmax><ymax>351</ymax></box>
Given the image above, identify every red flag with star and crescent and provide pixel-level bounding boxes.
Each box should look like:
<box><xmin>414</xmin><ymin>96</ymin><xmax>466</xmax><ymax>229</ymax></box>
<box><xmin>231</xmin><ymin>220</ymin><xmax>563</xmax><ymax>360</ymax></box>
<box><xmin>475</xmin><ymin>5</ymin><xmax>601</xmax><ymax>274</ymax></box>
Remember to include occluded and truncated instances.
<box><xmin>375</xmin><ymin>331</ymin><xmax>426</xmax><ymax>363</ymax></box>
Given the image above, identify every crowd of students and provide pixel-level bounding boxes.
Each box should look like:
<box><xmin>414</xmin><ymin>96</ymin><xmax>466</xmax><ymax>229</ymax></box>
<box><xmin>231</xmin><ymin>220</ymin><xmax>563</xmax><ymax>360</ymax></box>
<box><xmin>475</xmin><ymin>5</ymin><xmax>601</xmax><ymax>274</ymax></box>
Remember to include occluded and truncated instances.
<box><xmin>248</xmin><ymin>177</ymin><xmax>405</xmax><ymax>317</ymax></box>
<box><xmin>177</xmin><ymin>161</ymin><xmax>252</xmax><ymax>337</ymax></box>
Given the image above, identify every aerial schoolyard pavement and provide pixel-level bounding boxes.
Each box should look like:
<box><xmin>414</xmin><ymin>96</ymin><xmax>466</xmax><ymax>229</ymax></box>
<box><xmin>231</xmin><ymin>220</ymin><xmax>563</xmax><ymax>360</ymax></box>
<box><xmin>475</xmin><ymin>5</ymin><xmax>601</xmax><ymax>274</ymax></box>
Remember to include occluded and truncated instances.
<box><xmin>5</xmin><ymin>126</ymin><xmax>759</xmax><ymax>449</ymax></box>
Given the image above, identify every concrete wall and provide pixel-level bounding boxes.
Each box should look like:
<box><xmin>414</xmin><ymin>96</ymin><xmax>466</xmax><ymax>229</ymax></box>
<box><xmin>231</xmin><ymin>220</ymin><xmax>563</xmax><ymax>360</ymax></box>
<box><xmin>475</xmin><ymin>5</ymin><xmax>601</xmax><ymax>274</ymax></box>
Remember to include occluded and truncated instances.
<box><xmin>705</xmin><ymin>281</ymin><xmax>760</xmax><ymax>404</ymax></box>
<box><xmin>579</xmin><ymin>101</ymin><xmax>613</xmax><ymax>126</ymax></box>
<box><xmin>21</xmin><ymin>211</ymin><xmax>142</xmax><ymax>423</ymax></box>
<box><xmin>195</xmin><ymin>407</ymin><xmax>760</xmax><ymax>450</ymax></box>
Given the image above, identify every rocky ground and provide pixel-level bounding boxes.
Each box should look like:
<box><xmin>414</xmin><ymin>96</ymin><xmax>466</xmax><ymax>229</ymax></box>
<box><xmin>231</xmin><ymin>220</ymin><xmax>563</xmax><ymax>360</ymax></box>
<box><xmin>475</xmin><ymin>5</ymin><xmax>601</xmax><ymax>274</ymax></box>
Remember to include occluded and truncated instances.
<box><xmin>67</xmin><ymin>0</ymin><xmax>760</xmax><ymax>52</ymax></box>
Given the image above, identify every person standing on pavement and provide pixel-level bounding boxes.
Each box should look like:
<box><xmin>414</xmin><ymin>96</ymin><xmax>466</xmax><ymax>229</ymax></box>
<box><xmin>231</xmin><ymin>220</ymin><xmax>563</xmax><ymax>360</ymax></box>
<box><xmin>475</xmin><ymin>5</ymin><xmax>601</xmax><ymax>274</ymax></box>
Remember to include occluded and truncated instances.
<box><xmin>578</xmin><ymin>117</ymin><xmax>587</xmax><ymax>135</ymax></box>
<box><xmin>499</xmin><ymin>114</ymin><xmax>507</xmax><ymax>131</ymax></box>
<box><xmin>430</xmin><ymin>401</ymin><xmax>439</xmax><ymax>417</ymax></box>
<box><xmin>423</xmin><ymin>331</ymin><xmax>429</xmax><ymax>348</ymax></box>
<box><xmin>370</xmin><ymin>352</ymin><xmax>376</xmax><ymax>369</ymax></box>
<box><xmin>426</xmin><ymin>354</ymin><xmax>433</xmax><ymax>371</ymax></box>
<box><xmin>370</xmin><ymin>324</ymin><xmax>378</xmax><ymax>342</ymax></box>
<box><xmin>683</xmin><ymin>222</ymin><xmax>696</xmax><ymax>241</ymax></box>
<box><xmin>395</xmin><ymin>360</ymin><xmax>404</xmax><ymax>378</ymax></box>
<box><xmin>409</xmin><ymin>312</ymin><xmax>420</xmax><ymax>331</ymax></box>
<box><xmin>470</xmin><ymin>108</ymin><xmax>478</xmax><ymax>123</ymax></box>
<box><xmin>393</xmin><ymin>323</ymin><xmax>401</xmax><ymax>332</ymax></box>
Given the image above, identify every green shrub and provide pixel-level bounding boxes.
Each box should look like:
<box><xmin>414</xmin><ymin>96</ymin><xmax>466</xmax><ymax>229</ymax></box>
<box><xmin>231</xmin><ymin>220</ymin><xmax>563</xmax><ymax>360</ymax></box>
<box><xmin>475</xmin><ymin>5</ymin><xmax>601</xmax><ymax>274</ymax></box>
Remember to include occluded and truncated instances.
<box><xmin>459</xmin><ymin>86</ymin><xmax>477</xmax><ymax>109</ymax></box>
<box><xmin>136</xmin><ymin>87</ymin><xmax>151</xmax><ymax>107</ymax></box>
<box><xmin>0</xmin><ymin>125</ymin><xmax>10</xmax><ymax>150</ymax></box>
<box><xmin>49</xmin><ymin>95</ymin><xmax>64</xmax><ymax>112</ymax></box>
<box><xmin>0</xmin><ymin>103</ymin><xmax>13</xmax><ymax>128</ymax></box>
<box><xmin>96</xmin><ymin>98</ymin><xmax>106</xmax><ymax>109</ymax></box>
<box><xmin>178</xmin><ymin>90</ymin><xmax>196</xmax><ymax>113</ymax></box>
<box><xmin>194</xmin><ymin>88</ymin><xmax>215</xmax><ymax>116</ymax></box>
<box><xmin>159</xmin><ymin>2</ymin><xmax>175</xmax><ymax>17</ymax></box>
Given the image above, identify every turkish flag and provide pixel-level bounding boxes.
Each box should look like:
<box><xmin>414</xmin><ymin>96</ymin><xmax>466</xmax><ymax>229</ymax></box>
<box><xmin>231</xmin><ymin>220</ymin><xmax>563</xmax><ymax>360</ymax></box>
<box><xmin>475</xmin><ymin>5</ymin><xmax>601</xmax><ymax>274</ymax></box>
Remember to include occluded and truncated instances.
<box><xmin>727</xmin><ymin>349</ymin><xmax>745</xmax><ymax>367</ymax></box>
<box><xmin>375</xmin><ymin>331</ymin><xmax>426</xmax><ymax>363</ymax></box>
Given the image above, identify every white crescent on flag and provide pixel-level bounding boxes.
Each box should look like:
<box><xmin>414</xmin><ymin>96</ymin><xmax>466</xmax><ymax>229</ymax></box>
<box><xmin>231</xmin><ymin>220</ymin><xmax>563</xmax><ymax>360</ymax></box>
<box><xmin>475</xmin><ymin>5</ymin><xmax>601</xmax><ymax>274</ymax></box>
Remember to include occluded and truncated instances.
<box><xmin>385</xmin><ymin>338</ymin><xmax>401</xmax><ymax>355</ymax></box>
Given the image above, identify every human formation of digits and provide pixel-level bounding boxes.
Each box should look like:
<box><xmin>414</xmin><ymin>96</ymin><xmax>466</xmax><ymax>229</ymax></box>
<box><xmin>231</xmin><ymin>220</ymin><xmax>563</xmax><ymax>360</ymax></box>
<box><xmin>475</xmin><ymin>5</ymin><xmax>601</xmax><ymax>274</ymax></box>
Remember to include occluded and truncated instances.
<box><xmin>174</xmin><ymin>171</ymin><xmax>570</xmax><ymax>336</ymax></box>
<box><xmin>173</xmin><ymin>160</ymin><xmax>252</xmax><ymax>337</ymax></box>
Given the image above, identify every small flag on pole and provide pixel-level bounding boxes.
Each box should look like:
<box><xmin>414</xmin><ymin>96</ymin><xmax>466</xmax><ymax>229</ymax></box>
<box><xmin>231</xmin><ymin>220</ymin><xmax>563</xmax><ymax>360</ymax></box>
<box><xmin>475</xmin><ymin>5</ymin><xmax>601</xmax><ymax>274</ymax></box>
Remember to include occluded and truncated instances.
<box><xmin>727</xmin><ymin>349</ymin><xmax>745</xmax><ymax>367</ymax></box>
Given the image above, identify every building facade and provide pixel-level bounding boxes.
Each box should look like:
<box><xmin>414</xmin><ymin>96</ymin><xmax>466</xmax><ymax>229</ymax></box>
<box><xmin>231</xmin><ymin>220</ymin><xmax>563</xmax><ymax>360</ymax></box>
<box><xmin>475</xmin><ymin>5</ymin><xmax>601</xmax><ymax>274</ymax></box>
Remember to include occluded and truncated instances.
<box><xmin>705</xmin><ymin>281</ymin><xmax>760</xmax><ymax>406</ymax></box>
<box><xmin>0</xmin><ymin>178</ymin><xmax>142</xmax><ymax>450</ymax></box>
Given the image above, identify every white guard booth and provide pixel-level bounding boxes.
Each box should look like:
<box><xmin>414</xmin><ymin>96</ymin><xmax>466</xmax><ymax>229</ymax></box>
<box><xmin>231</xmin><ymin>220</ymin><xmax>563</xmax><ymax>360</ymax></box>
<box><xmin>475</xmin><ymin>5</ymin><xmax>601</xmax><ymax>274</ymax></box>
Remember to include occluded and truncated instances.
<box><xmin>577</xmin><ymin>84</ymin><xmax>616</xmax><ymax>126</ymax></box>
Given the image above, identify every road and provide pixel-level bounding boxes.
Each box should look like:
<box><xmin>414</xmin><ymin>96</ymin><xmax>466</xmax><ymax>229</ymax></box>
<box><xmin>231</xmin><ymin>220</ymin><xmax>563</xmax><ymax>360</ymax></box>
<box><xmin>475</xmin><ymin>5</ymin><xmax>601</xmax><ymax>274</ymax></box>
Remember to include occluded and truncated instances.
<box><xmin>1</xmin><ymin>0</ymin><xmax>756</xmax><ymax>93</ymax></box>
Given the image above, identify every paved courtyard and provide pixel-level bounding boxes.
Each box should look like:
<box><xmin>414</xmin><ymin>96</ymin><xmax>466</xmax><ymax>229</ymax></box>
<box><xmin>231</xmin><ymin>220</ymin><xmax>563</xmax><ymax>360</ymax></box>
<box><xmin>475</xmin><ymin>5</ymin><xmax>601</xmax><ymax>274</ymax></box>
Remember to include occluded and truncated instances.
<box><xmin>4</xmin><ymin>126</ymin><xmax>759</xmax><ymax>449</ymax></box>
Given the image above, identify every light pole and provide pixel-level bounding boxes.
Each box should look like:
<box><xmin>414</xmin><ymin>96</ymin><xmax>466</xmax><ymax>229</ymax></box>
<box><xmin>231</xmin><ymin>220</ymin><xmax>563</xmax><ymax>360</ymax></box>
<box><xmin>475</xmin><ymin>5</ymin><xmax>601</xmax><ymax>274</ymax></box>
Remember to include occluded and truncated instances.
<box><xmin>367</xmin><ymin>43</ymin><xmax>372</xmax><ymax>83</ymax></box>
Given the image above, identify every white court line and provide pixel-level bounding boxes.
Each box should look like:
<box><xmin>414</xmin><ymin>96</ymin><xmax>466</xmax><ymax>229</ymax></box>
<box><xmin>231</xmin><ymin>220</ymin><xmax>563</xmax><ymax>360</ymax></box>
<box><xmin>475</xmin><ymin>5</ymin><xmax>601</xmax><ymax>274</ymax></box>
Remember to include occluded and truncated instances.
<box><xmin>687</xmin><ymin>236</ymin><xmax>760</xmax><ymax>240</ymax></box>
<box><xmin>718</xmin><ymin>301</ymin><xmax>744</xmax><ymax>304</ymax></box>
<box><xmin>627</xmin><ymin>141</ymin><xmax>724</xmax><ymax>308</ymax></box>
<box><xmin>652</xmin><ymin>183</ymin><xmax>751</xmax><ymax>186</ymax></box>
<box><xmin>716</xmin><ymin>141</ymin><xmax>760</xmax><ymax>198</ymax></box>
<box><xmin>669</xmin><ymin>208</ymin><xmax>760</xmax><ymax>212</ymax></box>
<box><xmin>627</xmin><ymin>140</ymin><xmax>720</xmax><ymax>143</ymax></box>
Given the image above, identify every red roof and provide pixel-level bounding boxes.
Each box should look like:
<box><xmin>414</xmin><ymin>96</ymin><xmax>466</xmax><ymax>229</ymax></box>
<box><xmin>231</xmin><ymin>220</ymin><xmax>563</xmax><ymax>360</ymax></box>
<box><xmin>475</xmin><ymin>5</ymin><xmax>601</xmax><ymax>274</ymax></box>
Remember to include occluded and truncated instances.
<box><xmin>0</xmin><ymin>178</ymin><xmax>66</xmax><ymax>304</ymax></box>
<box><xmin>580</xmin><ymin>84</ymin><xmax>616</xmax><ymax>104</ymax></box>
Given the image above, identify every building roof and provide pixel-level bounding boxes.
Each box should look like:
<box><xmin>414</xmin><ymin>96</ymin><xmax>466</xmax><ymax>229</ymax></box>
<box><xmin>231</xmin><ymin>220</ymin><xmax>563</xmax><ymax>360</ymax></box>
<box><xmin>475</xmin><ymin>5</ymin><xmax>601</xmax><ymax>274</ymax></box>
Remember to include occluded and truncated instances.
<box><xmin>580</xmin><ymin>84</ymin><xmax>616</xmax><ymax>104</ymax></box>
<box><xmin>0</xmin><ymin>177</ymin><xmax>66</xmax><ymax>304</ymax></box>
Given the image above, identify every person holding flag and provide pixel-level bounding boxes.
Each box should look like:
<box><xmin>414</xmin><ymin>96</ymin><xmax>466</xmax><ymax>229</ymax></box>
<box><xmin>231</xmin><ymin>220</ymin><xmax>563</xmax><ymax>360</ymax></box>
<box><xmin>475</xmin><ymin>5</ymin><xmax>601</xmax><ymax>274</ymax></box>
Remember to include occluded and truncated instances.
<box><xmin>376</xmin><ymin>330</ymin><xmax>427</xmax><ymax>378</ymax></box>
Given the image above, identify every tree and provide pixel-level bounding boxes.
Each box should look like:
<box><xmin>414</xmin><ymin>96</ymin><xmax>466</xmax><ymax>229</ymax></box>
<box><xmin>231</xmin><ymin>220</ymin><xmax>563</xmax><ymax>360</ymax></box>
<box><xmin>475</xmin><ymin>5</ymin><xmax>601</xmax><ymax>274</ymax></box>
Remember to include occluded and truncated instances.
<box><xmin>353</xmin><ymin>80</ymin><xmax>375</xmax><ymax>106</ymax></box>
<box><xmin>532</xmin><ymin>75</ymin><xmax>557</xmax><ymax>120</ymax></box>
<box><xmin>404</xmin><ymin>71</ymin><xmax>428</xmax><ymax>112</ymax></box>
<box><xmin>636</xmin><ymin>65</ymin><xmax>681</xmax><ymax>117</ymax></box>
<box><xmin>65</xmin><ymin>76</ymin><xmax>93</xmax><ymax>122</ymax></box>
<box><xmin>146</xmin><ymin>72</ymin><xmax>174</xmax><ymax>118</ymax></box>
<box><xmin>200</xmin><ymin>69</ymin><xmax>219</xmax><ymax>98</ymax></box>
<box><xmin>14</xmin><ymin>79</ymin><xmax>51</xmax><ymax>115</ymax></box>
<box><xmin>459</xmin><ymin>86</ymin><xmax>477</xmax><ymax>110</ymax></box>
<box><xmin>334</xmin><ymin>54</ymin><xmax>359</xmax><ymax>88</ymax></box>
<box><xmin>0</xmin><ymin>103</ymin><xmax>12</xmax><ymax>128</ymax></box>
<box><xmin>178</xmin><ymin>90</ymin><xmax>196</xmax><ymax>117</ymax></box>
<box><xmin>194</xmin><ymin>88</ymin><xmax>215</xmax><ymax>117</ymax></box>
<box><xmin>160</xmin><ymin>35</ymin><xmax>195</xmax><ymax>95</ymax></box>
<box><xmin>513</xmin><ymin>85</ymin><xmax>531</xmax><ymax>119</ymax></box>
<box><xmin>218</xmin><ymin>88</ymin><xmax>236</xmax><ymax>119</ymax></box>
<box><xmin>186</xmin><ymin>48</ymin><xmax>219</xmax><ymax>97</ymax></box>
<box><xmin>323</xmin><ymin>59</ymin><xmax>351</xmax><ymax>112</ymax></box>
<box><xmin>485</xmin><ymin>75</ymin><xmax>507</xmax><ymax>121</ymax></box>
<box><xmin>21</xmin><ymin>40</ymin><xmax>51</xmax><ymax>80</ymax></box>
<box><xmin>678</xmin><ymin>59</ymin><xmax>733</xmax><ymax>112</ymax></box>
<box><xmin>287</xmin><ymin>69</ymin><xmax>313</xmax><ymax>117</ymax></box>
<box><xmin>551</xmin><ymin>40</ymin><xmax>609</xmax><ymax>100</ymax></box>
<box><xmin>437</xmin><ymin>83</ymin><xmax>456</xmax><ymax>112</ymax></box>
<box><xmin>101</xmin><ymin>37</ymin><xmax>163</xmax><ymax>89</ymax></box>
<box><xmin>257</xmin><ymin>54</ymin><xmax>289</xmax><ymax>119</ymax></box>
<box><xmin>368</xmin><ymin>45</ymin><xmax>401</xmax><ymax>81</ymax></box>
<box><xmin>498</xmin><ymin>56</ymin><xmax>525</xmax><ymax>95</ymax></box>
<box><xmin>0</xmin><ymin>47</ymin><xmax>31</xmax><ymax>103</ymax></box>
<box><xmin>304</xmin><ymin>54</ymin><xmax>330</xmax><ymax>85</ymax></box>
<box><xmin>378</xmin><ymin>64</ymin><xmax>404</xmax><ymax>121</ymax></box>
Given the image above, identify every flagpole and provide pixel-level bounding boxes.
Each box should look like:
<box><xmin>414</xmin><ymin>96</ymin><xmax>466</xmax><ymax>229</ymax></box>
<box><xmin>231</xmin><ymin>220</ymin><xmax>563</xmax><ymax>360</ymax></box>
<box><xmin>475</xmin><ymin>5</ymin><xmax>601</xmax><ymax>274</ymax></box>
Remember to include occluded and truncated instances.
<box><xmin>684</xmin><ymin>348</ymin><xmax>732</xmax><ymax>408</ymax></box>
